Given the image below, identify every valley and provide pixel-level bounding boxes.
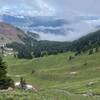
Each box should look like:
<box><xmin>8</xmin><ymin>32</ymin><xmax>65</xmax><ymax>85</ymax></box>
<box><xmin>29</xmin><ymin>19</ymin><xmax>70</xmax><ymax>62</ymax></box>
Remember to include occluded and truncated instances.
<box><xmin>1</xmin><ymin>51</ymin><xmax>100</xmax><ymax>100</ymax></box>
<box><xmin>0</xmin><ymin>0</ymin><xmax>100</xmax><ymax>100</ymax></box>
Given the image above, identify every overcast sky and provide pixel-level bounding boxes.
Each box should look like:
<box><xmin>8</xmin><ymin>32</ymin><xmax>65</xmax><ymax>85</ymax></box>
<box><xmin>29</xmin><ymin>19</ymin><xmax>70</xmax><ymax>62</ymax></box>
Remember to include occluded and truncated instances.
<box><xmin>0</xmin><ymin>0</ymin><xmax>100</xmax><ymax>41</ymax></box>
<box><xmin>0</xmin><ymin>0</ymin><xmax>100</xmax><ymax>17</ymax></box>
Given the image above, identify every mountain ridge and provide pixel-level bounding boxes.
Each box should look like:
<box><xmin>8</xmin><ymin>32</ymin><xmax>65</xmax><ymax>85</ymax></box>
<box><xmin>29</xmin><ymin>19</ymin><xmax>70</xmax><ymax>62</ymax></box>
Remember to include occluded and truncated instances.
<box><xmin>0</xmin><ymin>22</ymin><xmax>26</xmax><ymax>44</ymax></box>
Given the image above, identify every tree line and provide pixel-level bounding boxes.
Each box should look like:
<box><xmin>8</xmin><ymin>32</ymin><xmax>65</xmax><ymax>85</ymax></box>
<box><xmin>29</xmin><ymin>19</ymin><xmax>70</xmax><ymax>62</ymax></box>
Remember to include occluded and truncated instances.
<box><xmin>6</xmin><ymin>30</ymin><xmax>100</xmax><ymax>59</ymax></box>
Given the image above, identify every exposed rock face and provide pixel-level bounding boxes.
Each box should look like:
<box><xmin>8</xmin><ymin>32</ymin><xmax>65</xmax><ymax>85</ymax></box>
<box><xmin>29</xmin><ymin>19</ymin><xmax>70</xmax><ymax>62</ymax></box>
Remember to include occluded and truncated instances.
<box><xmin>0</xmin><ymin>22</ymin><xmax>26</xmax><ymax>44</ymax></box>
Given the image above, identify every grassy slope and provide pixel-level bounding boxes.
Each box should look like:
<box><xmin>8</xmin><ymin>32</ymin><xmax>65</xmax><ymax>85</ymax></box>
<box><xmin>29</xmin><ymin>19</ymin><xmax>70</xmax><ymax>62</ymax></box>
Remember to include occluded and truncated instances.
<box><xmin>2</xmin><ymin>51</ymin><xmax>100</xmax><ymax>100</ymax></box>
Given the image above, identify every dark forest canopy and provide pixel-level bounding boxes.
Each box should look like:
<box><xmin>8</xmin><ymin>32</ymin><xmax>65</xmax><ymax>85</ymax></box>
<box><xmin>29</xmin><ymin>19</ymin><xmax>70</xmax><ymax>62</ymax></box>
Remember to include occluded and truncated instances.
<box><xmin>6</xmin><ymin>30</ymin><xmax>100</xmax><ymax>59</ymax></box>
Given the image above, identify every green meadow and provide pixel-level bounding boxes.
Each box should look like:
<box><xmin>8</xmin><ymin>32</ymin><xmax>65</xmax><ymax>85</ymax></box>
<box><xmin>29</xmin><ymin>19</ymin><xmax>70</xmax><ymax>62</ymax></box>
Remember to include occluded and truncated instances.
<box><xmin>1</xmin><ymin>51</ymin><xmax>100</xmax><ymax>100</ymax></box>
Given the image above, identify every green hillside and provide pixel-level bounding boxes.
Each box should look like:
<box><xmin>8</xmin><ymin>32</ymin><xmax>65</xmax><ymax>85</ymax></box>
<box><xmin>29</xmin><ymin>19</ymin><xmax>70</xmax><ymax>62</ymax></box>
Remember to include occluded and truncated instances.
<box><xmin>1</xmin><ymin>51</ymin><xmax>100</xmax><ymax>100</ymax></box>
<box><xmin>72</xmin><ymin>30</ymin><xmax>100</xmax><ymax>52</ymax></box>
<box><xmin>7</xmin><ymin>29</ymin><xmax>100</xmax><ymax>59</ymax></box>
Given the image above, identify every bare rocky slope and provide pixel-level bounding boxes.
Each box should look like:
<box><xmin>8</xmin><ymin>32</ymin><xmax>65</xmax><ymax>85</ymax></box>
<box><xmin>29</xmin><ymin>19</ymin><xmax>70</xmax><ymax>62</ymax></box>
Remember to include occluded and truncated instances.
<box><xmin>0</xmin><ymin>22</ymin><xmax>26</xmax><ymax>44</ymax></box>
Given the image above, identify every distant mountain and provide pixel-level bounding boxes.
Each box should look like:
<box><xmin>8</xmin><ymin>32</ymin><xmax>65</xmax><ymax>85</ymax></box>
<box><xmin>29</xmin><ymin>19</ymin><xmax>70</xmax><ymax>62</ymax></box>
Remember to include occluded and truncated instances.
<box><xmin>0</xmin><ymin>14</ymin><xmax>100</xmax><ymax>41</ymax></box>
<box><xmin>27</xmin><ymin>31</ymin><xmax>40</xmax><ymax>40</ymax></box>
<box><xmin>0</xmin><ymin>14</ymin><xmax>69</xmax><ymax>38</ymax></box>
<box><xmin>0</xmin><ymin>14</ymin><xmax>67</xmax><ymax>30</ymax></box>
<box><xmin>0</xmin><ymin>22</ymin><xmax>26</xmax><ymax>44</ymax></box>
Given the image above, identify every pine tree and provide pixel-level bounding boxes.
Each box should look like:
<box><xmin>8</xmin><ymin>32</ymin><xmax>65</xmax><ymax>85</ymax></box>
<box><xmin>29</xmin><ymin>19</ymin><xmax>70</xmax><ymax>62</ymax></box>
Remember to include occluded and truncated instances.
<box><xmin>95</xmin><ymin>45</ymin><xmax>99</xmax><ymax>52</ymax></box>
<box><xmin>0</xmin><ymin>46</ymin><xmax>4</xmax><ymax>57</ymax></box>
<box><xmin>88</xmin><ymin>49</ymin><xmax>93</xmax><ymax>55</ymax></box>
<box><xmin>0</xmin><ymin>57</ymin><xmax>14</xmax><ymax>89</ymax></box>
<box><xmin>68</xmin><ymin>56</ymin><xmax>73</xmax><ymax>61</ymax></box>
<box><xmin>20</xmin><ymin>77</ymin><xmax>26</xmax><ymax>90</ymax></box>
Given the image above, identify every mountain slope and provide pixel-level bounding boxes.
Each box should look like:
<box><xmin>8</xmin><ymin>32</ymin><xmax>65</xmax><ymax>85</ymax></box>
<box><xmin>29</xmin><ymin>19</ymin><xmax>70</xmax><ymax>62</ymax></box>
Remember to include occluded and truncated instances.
<box><xmin>71</xmin><ymin>30</ymin><xmax>100</xmax><ymax>52</ymax></box>
<box><xmin>4</xmin><ymin>51</ymin><xmax>100</xmax><ymax>99</ymax></box>
<box><xmin>0</xmin><ymin>22</ymin><xmax>26</xmax><ymax>44</ymax></box>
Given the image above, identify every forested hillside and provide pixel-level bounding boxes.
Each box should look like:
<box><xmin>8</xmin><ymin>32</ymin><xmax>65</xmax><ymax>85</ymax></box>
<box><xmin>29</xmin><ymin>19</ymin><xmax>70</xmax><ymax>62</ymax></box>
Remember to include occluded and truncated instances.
<box><xmin>6</xmin><ymin>29</ymin><xmax>100</xmax><ymax>59</ymax></box>
<box><xmin>72</xmin><ymin>30</ymin><xmax>100</xmax><ymax>53</ymax></box>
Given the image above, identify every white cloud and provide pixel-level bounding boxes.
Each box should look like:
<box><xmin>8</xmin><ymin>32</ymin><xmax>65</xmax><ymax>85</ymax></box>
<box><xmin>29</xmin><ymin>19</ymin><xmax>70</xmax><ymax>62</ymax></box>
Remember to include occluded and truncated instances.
<box><xmin>36</xmin><ymin>0</ymin><xmax>55</xmax><ymax>16</ymax></box>
<box><xmin>0</xmin><ymin>0</ymin><xmax>100</xmax><ymax>41</ymax></box>
<box><xmin>0</xmin><ymin>0</ymin><xmax>56</xmax><ymax>16</ymax></box>
<box><xmin>0</xmin><ymin>0</ymin><xmax>100</xmax><ymax>17</ymax></box>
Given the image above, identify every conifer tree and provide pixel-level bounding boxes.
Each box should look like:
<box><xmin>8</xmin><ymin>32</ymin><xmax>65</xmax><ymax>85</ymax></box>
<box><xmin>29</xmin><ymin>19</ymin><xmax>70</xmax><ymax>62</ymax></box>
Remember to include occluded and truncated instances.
<box><xmin>0</xmin><ymin>57</ymin><xmax>14</xmax><ymax>89</ymax></box>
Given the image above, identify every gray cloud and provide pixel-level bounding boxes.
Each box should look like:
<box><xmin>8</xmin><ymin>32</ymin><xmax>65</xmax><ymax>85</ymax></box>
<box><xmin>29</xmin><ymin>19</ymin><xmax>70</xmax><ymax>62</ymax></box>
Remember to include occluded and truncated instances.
<box><xmin>0</xmin><ymin>0</ymin><xmax>56</xmax><ymax>16</ymax></box>
<box><xmin>45</xmin><ymin>0</ymin><xmax>100</xmax><ymax>16</ymax></box>
<box><xmin>0</xmin><ymin>0</ymin><xmax>100</xmax><ymax>17</ymax></box>
<box><xmin>0</xmin><ymin>0</ymin><xmax>100</xmax><ymax>41</ymax></box>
